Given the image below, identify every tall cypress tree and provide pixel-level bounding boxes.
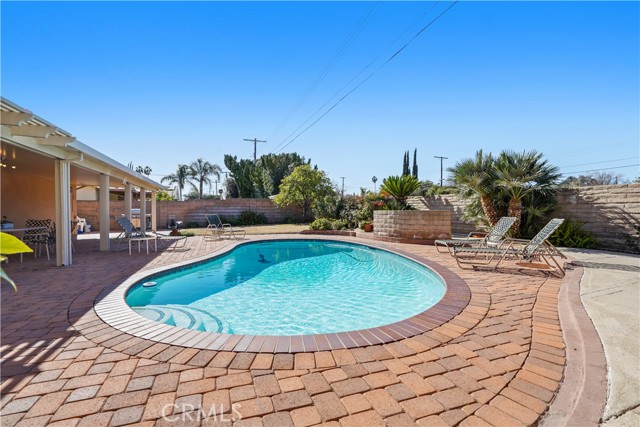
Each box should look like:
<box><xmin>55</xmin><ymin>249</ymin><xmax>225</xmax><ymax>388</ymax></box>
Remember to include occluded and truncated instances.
<box><xmin>402</xmin><ymin>151</ymin><xmax>410</xmax><ymax>176</ymax></box>
<box><xmin>412</xmin><ymin>148</ymin><xmax>418</xmax><ymax>179</ymax></box>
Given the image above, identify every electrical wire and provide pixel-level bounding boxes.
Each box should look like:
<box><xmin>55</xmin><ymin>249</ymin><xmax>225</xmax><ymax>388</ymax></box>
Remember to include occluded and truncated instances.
<box><xmin>273</xmin><ymin>1</ymin><xmax>459</xmax><ymax>154</ymax></box>
<box><xmin>267</xmin><ymin>2</ymin><xmax>379</xmax><ymax>141</ymax></box>
<box><xmin>558</xmin><ymin>157</ymin><xmax>639</xmax><ymax>168</ymax></box>
<box><xmin>560</xmin><ymin>163</ymin><xmax>639</xmax><ymax>175</ymax></box>
<box><xmin>271</xmin><ymin>2</ymin><xmax>441</xmax><ymax>153</ymax></box>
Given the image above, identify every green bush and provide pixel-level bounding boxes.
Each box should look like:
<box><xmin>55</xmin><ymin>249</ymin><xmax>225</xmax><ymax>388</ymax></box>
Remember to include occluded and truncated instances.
<box><xmin>237</xmin><ymin>210</ymin><xmax>268</xmax><ymax>226</ymax></box>
<box><xmin>618</xmin><ymin>225</ymin><xmax>640</xmax><ymax>253</ymax></box>
<box><xmin>549</xmin><ymin>217</ymin><xmax>598</xmax><ymax>249</ymax></box>
<box><xmin>180</xmin><ymin>231</ymin><xmax>195</xmax><ymax>237</ymax></box>
<box><xmin>331</xmin><ymin>219</ymin><xmax>347</xmax><ymax>230</ymax></box>
<box><xmin>184</xmin><ymin>221</ymin><xmax>201</xmax><ymax>229</ymax></box>
<box><xmin>309</xmin><ymin>218</ymin><xmax>333</xmax><ymax>230</ymax></box>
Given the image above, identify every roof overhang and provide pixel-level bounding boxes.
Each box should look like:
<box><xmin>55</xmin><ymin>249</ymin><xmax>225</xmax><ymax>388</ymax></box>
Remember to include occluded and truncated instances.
<box><xmin>1</xmin><ymin>97</ymin><xmax>165</xmax><ymax>190</ymax></box>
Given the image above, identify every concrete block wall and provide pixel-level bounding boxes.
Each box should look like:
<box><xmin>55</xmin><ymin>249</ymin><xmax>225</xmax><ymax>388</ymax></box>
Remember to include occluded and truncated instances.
<box><xmin>407</xmin><ymin>195</ymin><xmax>476</xmax><ymax>235</ymax></box>
<box><xmin>554</xmin><ymin>184</ymin><xmax>640</xmax><ymax>252</ymax></box>
<box><xmin>77</xmin><ymin>199</ymin><xmax>303</xmax><ymax>231</ymax></box>
<box><xmin>408</xmin><ymin>184</ymin><xmax>640</xmax><ymax>252</ymax></box>
<box><xmin>374</xmin><ymin>210</ymin><xmax>451</xmax><ymax>241</ymax></box>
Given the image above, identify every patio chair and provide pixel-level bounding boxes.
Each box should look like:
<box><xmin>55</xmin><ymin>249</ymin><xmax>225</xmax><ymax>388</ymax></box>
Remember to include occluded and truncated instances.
<box><xmin>435</xmin><ymin>217</ymin><xmax>517</xmax><ymax>254</ymax></box>
<box><xmin>22</xmin><ymin>219</ymin><xmax>53</xmax><ymax>260</ymax></box>
<box><xmin>203</xmin><ymin>214</ymin><xmax>246</xmax><ymax>240</ymax></box>
<box><xmin>452</xmin><ymin>218</ymin><xmax>567</xmax><ymax>274</ymax></box>
<box><xmin>114</xmin><ymin>215</ymin><xmax>145</xmax><ymax>242</ymax></box>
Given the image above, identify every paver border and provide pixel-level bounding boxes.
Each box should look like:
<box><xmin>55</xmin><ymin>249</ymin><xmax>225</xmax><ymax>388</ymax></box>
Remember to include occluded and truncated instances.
<box><xmin>91</xmin><ymin>236</ymin><xmax>471</xmax><ymax>353</ymax></box>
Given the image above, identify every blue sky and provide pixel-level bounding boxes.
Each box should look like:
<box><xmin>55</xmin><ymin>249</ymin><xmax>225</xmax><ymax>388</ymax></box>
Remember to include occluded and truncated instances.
<box><xmin>2</xmin><ymin>1</ymin><xmax>638</xmax><ymax>193</ymax></box>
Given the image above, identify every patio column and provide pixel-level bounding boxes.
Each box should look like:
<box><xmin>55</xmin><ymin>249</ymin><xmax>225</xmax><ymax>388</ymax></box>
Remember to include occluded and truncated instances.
<box><xmin>124</xmin><ymin>183</ymin><xmax>132</xmax><ymax>219</ymax></box>
<box><xmin>140</xmin><ymin>186</ymin><xmax>147</xmax><ymax>234</ymax></box>
<box><xmin>151</xmin><ymin>190</ymin><xmax>157</xmax><ymax>232</ymax></box>
<box><xmin>99</xmin><ymin>174</ymin><xmax>110</xmax><ymax>251</ymax></box>
<box><xmin>54</xmin><ymin>159</ymin><xmax>72</xmax><ymax>266</ymax></box>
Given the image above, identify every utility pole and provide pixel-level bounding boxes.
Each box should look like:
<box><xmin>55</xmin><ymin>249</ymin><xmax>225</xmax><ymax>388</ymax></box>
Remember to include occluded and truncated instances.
<box><xmin>434</xmin><ymin>156</ymin><xmax>448</xmax><ymax>187</ymax></box>
<box><xmin>243</xmin><ymin>138</ymin><xmax>266</xmax><ymax>162</ymax></box>
<box><xmin>340</xmin><ymin>177</ymin><xmax>345</xmax><ymax>198</ymax></box>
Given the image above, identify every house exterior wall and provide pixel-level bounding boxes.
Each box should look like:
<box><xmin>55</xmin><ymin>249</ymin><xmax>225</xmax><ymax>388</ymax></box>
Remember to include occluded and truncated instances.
<box><xmin>1</xmin><ymin>168</ymin><xmax>55</xmax><ymax>227</ymax></box>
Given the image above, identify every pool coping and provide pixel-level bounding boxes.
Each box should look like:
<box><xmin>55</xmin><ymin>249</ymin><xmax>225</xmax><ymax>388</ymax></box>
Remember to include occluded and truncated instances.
<box><xmin>93</xmin><ymin>236</ymin><xmax>471</xmax><ymax>353</ymax></box>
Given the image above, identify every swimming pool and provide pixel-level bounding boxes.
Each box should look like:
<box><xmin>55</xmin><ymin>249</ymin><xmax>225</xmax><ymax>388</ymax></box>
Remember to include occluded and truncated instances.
<box><xmin>126</xmin><ymin>240</ymin><xmax>446</xmax><ymax>336</ymax></box>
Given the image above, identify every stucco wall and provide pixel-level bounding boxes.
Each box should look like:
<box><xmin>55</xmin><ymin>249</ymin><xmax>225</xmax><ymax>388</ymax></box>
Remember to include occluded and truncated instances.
<box><xmin>1</xmin><ymin>168</ymin><xmax>55</xmax><ymax>228</ymax></box>
<box><xmin>77</xmin><ymin>198</ymin><xmax>304</xmax><ymax>231</ymax></box>
<box><xmin>373</xmin><ymin>210</ymin><xmax>451</xmax><ymax>243</ymax></box>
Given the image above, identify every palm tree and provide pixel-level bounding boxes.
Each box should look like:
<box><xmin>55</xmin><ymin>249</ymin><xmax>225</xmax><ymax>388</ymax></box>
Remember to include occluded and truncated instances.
<box><xmin>380</xmin><ymin>175</ymin><xmax>421</xmax><ymax>207</ymax></box>
<box><xmin>161</xmin><ymin>164</ymin><xmax>190</xmax><ymax>201</ymax></box>
<box><xmin>494</xmin><ymin>150</ymin><xmax>561</xmax><ymax>236</ymax></box>
<box><xmin>448</xmin><ymin>150</ymin><xmax>500</xmax><ymax>226</ymax></box>
<box><xmin>189</xmin><ymin>158</ymin><xmax>222</xmax><ymax>199</ymax></box>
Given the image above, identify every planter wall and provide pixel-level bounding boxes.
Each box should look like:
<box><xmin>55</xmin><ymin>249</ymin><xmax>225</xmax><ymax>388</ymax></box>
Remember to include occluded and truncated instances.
<box><xmin>373</xmin><ymin>210</ymin><xmax>451</xmax><ymax>244</ymax></box>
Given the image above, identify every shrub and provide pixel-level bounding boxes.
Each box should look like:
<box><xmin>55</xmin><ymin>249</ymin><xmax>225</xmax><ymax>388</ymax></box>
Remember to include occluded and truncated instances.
<box><xmin>618</xmin><ymin>225</ymin><xmax>640</xmax><ymax>253</ymax></box>
<box><xmin>237</xmin><ymin>210</ymin><xmax>267</xmax><ymax>226</ymax></box>
<box><xmin>548</xmin><ymin>217</ymin><xmax>598</xmax><ymax>249</ymax></box>
<box><xmin>180</xmin><ymin>230</ymin><xmax>195</xmax><ymax>237</ymax></box>
<box><xmin>184</xmin><ymin>221</ymin><xmax>201</xmax><ymax>229</ymax></box>
<box><xmin>309</xmin><ymin>218</ymin><xmax>333</xmax><ymax>230</ymax></box>
<box><xmin>331</xmin><ymin>219</ymin><xmax>347</xmax><ymax>230</ymax></box>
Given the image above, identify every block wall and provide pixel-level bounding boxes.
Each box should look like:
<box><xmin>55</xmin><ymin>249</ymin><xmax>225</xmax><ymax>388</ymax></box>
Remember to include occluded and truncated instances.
<box><xmin>373</xmin><ymin>210</ymin><xmax>451</xmax><ymax>241</ymax></box>
<box><xmin>408</xmin><ymin>184</ymin><xmax>640</xmax><ymax>252</ymax></box>
<box><xmin>77</xmin><ymin>199</ymin><xmax>304</xmax><ymax>231</ymax></box>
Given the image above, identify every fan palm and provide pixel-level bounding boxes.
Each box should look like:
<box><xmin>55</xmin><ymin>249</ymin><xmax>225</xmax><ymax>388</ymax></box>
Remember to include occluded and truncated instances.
<box><xmin>448</xmin><ymin>150</ymin><xmax>500</xmax><ymax>226</ymax></box>
<box><xmin>161</xmin><ymin>164</ymin><xmax>190</xmax><ymax>201</ymax></box>
<box><xmin>494</xmin><ymin>150</ymin><xmax>561</xmax><ymax>236</ymax></box>
<box><xmin>189</xmin><ymin>158</ymin><xmax>222</xmax><ymax>199</ymax></box>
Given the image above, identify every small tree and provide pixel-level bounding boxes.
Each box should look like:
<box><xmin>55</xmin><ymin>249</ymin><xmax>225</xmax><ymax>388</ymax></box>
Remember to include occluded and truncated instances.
<box><xmin>274</xmin><ymin>164</ymin><xmax>335</xmax><ymax>220</ymax></box>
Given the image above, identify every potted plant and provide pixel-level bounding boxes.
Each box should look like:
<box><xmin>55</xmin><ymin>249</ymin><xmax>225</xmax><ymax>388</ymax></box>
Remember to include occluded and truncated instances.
<box><xmin>362</xmin><ymin>221</ymin><xmax>373</xmax><ymax>232</ymax></box>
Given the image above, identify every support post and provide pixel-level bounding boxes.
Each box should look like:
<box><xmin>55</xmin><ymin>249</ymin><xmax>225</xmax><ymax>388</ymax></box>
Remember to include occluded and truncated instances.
<box><xmin>99</xmin><ymin>174</ymin><xmax>110</xmax><ymax>251</ymax></box>
<box><xmin>151</xmin><ymin>190</ymin><xmax>157</xmax><ymax>232</ymax></box>
<box><xmin>54</xmin><ymin>160</ymin><xmax>72</xmax><ymax>266</ymax></box>
<box><xmin>124</xmin><ymin>183</ymin><xmax>132</xmax><ymax>219</ymax></box>
<box><xmin>140</xmin><ymin>187</ymin><xmax>147</xmax><ymax>234</ymax></box>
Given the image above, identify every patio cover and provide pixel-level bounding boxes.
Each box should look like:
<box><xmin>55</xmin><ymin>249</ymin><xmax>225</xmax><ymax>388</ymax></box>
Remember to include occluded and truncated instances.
<box><xmin>0</xmin><ymin>97</ymin><xmax>164</xmax><ymax>266</ymax></box>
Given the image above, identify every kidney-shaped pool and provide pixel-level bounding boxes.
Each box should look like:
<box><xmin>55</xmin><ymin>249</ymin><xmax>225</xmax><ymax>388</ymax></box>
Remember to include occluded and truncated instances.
<box><xmin>126</xmin><ymin>240</ymin><xmax>446</xmax><ymax>336</ymax></box>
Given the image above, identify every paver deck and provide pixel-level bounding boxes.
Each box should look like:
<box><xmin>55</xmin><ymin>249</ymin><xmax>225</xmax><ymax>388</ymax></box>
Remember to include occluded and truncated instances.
<box><xmin>1</xmin><ymin>234</ymin><xmax>579</xmax><ymax>426</ymax></box>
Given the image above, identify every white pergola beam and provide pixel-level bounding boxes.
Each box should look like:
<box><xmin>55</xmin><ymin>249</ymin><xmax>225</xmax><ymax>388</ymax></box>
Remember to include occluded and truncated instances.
<box><xmin>37</xmin><ymin>135</ymin><xmax>76</xmax><ymax>146</ymax></box>
<box><xmin>9</xmin><ymin>124</ymin><xmax>57</xmax><ymax>138</ymax></box>
<box><xmin>1</xmin><ymin>112</ymin><xmax>34</xmax><ymax>126</ymax></box>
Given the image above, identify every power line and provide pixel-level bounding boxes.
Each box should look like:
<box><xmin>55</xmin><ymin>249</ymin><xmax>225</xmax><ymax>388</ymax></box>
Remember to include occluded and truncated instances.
<box><xmin>560</xmin><ymin>163</ymin><xmax>639</xmax><ymax>176</ymax></box>
<box><xmin>267</xmin><ymin>2</ymin><xmax>379</xmax><ymax>142</ymax></box>
<box><xmin>272</xmin><ymin>1</ymin><xmax>459</xmax><ymax>154</ymax></box>
<box><xmin>558</xmin><ymin>157</ymin><xmax>639</xmax><ymax>168</ymax></box>
<box><xmin>271</xmin><ymin>2</ymin><xmax>440</xmax><ymax>153</ymax></box>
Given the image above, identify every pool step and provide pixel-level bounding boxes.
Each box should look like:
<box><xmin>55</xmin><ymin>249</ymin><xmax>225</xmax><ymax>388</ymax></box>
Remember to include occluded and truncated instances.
<box><xmin>132</xmin><ymin>305</ymin><xmax>227</xmax><ymax>333</ymax></box>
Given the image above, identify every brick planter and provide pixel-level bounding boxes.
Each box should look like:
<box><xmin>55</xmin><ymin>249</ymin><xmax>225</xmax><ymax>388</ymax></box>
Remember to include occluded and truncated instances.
<box><xmin>373</xmin><ymin>210</ymin><xmax>451</xmax><ymax>244</ymax></box>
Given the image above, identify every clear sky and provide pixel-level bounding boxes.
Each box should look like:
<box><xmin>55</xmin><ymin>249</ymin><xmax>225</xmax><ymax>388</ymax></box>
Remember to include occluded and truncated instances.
<box><xmin>2</xmin><ymin>1</ymin><xmax>638</xmax><ymax>194</ymax></box>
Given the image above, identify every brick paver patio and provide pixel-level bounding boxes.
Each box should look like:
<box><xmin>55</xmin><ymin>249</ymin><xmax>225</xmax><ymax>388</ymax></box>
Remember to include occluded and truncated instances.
<box><xmin>1</xmin><ymin>235</ymin><xmax>574</xmax><ymax>427</ymax></box>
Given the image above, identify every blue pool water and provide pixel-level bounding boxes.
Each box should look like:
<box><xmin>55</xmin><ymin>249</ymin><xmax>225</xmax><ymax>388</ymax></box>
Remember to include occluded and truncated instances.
<box><xmin>126</xmin><ymin>240</ymin><xmax>446</xmax><ymax>336</ymax></box>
